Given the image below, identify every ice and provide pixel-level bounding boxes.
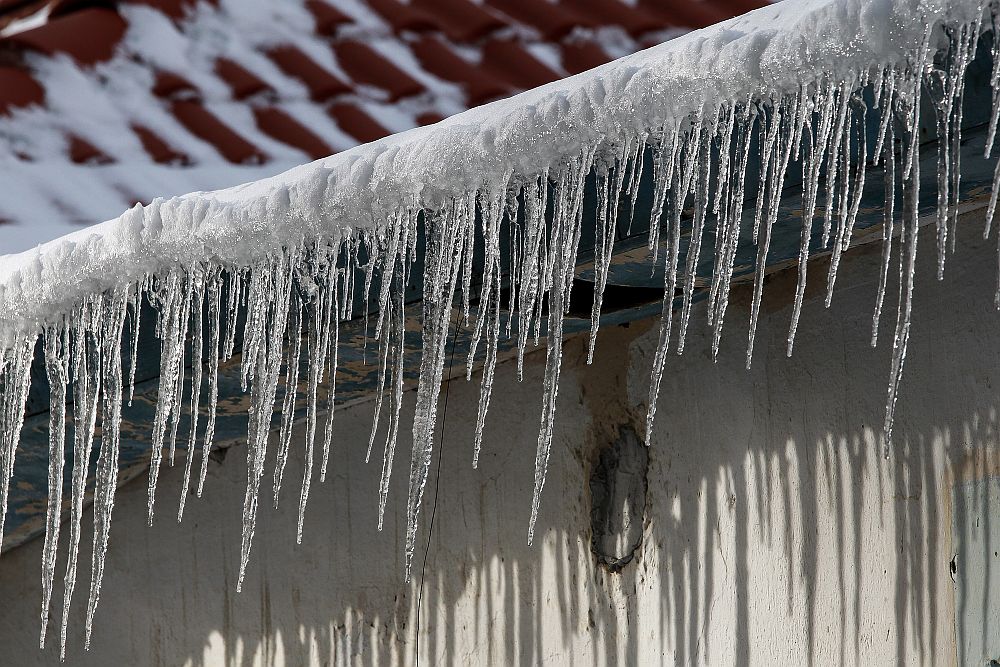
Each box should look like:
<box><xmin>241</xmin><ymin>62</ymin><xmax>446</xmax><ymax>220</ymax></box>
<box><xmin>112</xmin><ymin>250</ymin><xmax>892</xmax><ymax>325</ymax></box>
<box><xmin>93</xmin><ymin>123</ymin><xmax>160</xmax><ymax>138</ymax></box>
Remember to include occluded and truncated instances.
<box><xmin>60</xmin><ymin>296</ymin><xmax>103</xmax><ymax>660</ymax></box>
<box><xmin>39</xmin><ymin>324</ymin><xmax>67</xmax><ymax>649</ymax></box>
<box><xmin>177</xmin><ymin>272</ymin><xmax>205</xmax><ymax>522</ymax></box>
<box><xmin>0</xmin><ymin>0</ymin><xmax>993</xmax><ymax>651</ymax></box>
<box><xmin>85</xmin><ymin>289</ymin><xmax>128</xmax><ymax>648</ymax></box>
<box><xmin>197</xmin><ymin>272</ymin><xmax>223</xmax><ymax>497</ymax></box>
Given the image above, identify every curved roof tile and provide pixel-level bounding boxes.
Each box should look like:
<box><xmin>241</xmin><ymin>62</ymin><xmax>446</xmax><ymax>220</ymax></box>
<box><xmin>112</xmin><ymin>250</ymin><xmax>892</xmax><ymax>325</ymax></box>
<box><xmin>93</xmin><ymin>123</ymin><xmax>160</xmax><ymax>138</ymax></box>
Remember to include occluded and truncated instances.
<box><xmin>215</xmin><ymin>57</ymin><xmax>272</xmax><ymax>101</ymax></box>
<box><xmin>132</xmin><ymin>123</ymin><xmax>190</xmax><ymax>164</ymax></box>
<box><xmin>333</xmin><ymin>40</ymin><xmax>425</xmax><ymax>102</ymax></box>
<box><xmin>560</xmin><ymin>39</ymin><xmax>611</xmax><ymax>75</ymax></box>
<box><xmin>152</xmin><ymin>69</ymin><xmax>198</xmax><ymax>99</ymax></box>
<box><xmin>561</xmin><ymin>0</ymin><xmax>667</xmax><ymax>36</ymax></box>
<box><xmin>253</xmin><ymin>106</ymin><xmax>333</xmax><ymax>160</ymax></box>
<box><xmin>3</xmin><ymin>7</ymin><xmax>125</xmax><ymax>65</ymax></box>
<box><xmin>305</xmin><ymin>0</ymin><xmax>352</xmax><ymax>36</ymax></box>
<box><xmin>0</xmin><ymin>66</ymin><xmax>44</xmax><ymax>114</ymax></box>
<box><xmin>170</xmin><ymin>100</ymin><xmax>266</xmax><ymax>164</ymax></box>
<box><xmin>328</xmin><ymin>102</ymin><xmax>390</xmax><ymax>144</ymax></box>
<box><xmin>481</xmin><ymin>38</ymin><xmax>562</xmax><ymax>90</ymax></box>
<box><xmin>68</xmin><ymin>134</ymin><xmax>113</xmax><ymax>164</ymax></box>
<box><xmin>267</xmin><ymin>44</ymin><xmax>351</xmax><ymax>102</ymax></box>
<box><xmin>485</xmin><ymin>0</ymin><xmax>592</xmax><ymax>39</ymax></box>
<box><xmin>364</xmin><ymin>0</ymin><xmax>438</xmax><ymax>34</ymax></box>
<box><xmin>410</xmin><ymin>0</ymin><xmax>507</xmax><ymax>42</ymax></box>
<box><xmin>410</xmin><ymin>35</ymin><xmax>511</xmax><ymax>106</ymax></box>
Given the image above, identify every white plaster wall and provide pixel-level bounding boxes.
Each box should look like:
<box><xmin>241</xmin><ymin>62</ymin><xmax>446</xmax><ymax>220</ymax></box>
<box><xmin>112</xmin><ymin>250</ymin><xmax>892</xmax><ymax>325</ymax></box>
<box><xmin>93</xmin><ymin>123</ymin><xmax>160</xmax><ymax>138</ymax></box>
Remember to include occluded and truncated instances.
<box><xmin>0</xmin><ymin>212</ymin><xmax>997</xmax><ymax>666</ymax></box>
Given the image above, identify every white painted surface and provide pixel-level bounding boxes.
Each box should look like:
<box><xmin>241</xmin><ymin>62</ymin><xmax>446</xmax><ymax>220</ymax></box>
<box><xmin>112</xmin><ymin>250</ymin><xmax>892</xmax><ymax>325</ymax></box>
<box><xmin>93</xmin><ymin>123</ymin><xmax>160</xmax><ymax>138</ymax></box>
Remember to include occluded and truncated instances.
<box><xmin>0</xmin><ymin>213</ymin><xmax>998</xmax><ymax>665</ymax></box>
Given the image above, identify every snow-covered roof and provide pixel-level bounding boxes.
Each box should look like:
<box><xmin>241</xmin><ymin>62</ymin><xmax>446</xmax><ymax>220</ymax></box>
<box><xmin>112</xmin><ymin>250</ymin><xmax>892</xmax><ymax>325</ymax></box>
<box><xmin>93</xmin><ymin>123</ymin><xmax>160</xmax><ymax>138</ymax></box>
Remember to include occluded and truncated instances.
<box><xmin>0</xmin><ymin>0</ymin><xmax>760</xmax><ymax>255</ymax></box>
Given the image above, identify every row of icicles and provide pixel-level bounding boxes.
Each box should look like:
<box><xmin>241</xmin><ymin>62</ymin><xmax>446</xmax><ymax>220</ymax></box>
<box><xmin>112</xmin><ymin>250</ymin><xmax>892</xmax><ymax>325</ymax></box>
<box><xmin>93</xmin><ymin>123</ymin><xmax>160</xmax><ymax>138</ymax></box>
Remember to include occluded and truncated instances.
<box><xmin>0</xmin><ymin>6</ymin><xmax>997</xmax><ymax>659</ymax></box>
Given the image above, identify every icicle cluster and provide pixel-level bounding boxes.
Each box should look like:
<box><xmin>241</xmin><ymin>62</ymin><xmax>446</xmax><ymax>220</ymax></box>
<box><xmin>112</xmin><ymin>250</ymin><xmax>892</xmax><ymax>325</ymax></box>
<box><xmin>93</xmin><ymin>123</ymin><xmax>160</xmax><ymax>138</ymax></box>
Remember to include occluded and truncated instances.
<box><xmin>0</xmin><ymin>0</ymin><xmax>996</xmax><ymax>656</ymax></box>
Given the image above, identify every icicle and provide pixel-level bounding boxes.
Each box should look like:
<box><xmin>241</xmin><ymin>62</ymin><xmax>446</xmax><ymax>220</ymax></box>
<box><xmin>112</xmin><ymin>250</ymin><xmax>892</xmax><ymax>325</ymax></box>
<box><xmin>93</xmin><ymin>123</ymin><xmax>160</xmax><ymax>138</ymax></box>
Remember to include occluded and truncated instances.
<box><xmin>40</xmin><ymin>323</ymin><xmax>68</xmax><ymax>649</ymax></box>
<box><xmin>197</xmin><ymin>271</ymin><xmax>223</xmax><ymax>497</ymax></box>
<box><xmin>366</xmin><ymin>270</ymin><xmax>397</xmax><ymax>465</ymax></box>
<box><xmin>787</xmin><ymin>80</ymin><xmax>837</xmax><ymax>356</ymax></box>
<box><xmin>318</xmin><ymin>263</ymin><xmax>341</xmax><ymax>485</ymax></box>
<box><xmin>467</xmin><ymin>186</ymin><xmax>506</xmax><ymax>466</ymax></box>
<box><xmin>222</xmin><ymin>268</ymin><xmax>242</xmax><ymax>362</ymax></box>
<box><xmin>624</xmin><ymin>133</ymin><xmax>648</xmax><ymax>235</ymax></box>
<box><xmin>147</xmin><ymin>271</ymin><xmax>187</xmax><ymax>523</ymax></box>
<box><xmin>300</xmin><ymin>241</ymin><xmax>339</xmax><ymax>538</ymax></box>
<box><xmin>748</xmin><ymin>94</ymin><xmax>799</xmax><ymax>369</ymax></box>
<box><xmin>649</xmin><ymin>124</ymin><xmax>681</xmax><ymax>266</ymax></box>
<box><xmin>0</xmin><ymin>334</ymin><xmax>33</xmax><ymax>547</ymax></box>
<box><xmin>677</xmin><ymin>113</ymin><xmax>713</xmax><ymax>354</ymax></box>
<box><xmin>707</xmin><ymin>103</ymin><xmax>739</xmax><ymax>324</ymax></box>
<box><xmin>587</xmin><ymin>169</ymin><xmax>615</xmax><ymax>363</ymax></box>
<box><xmin>821</xmin><ymin>81</ymin><xmax>852</xmax><ymax>249</ymax></box>
<box><xmin>516</xmin><ymin>175</ymin><xmax>549</xmax><ymax>379</ymax></box>
<box><xmin>126</xmin><ymin>280</ymin><xmax>142</xmax><ymax>405</ymax></box>
<box><xmin>60</xmin><ymin>296</ymin><xmax>103</xmax><ymax>660</ymax></box>
<box><xmin>272</xmin><ymin>293</ymin><xmax>302</xmax><ymax>507</ymax></box>
<box><xmin>645</xmin><ymin>124</ymin><xmax>695</xmax><ymax>440</ymax></box>
<box><xmin>178</xmin><ymin>272</ymin><xmax>205</xmax><ymax>521</ymax></box>
<box><xmin>238</xmin><ymin>252</ymin><xmax>295</xmax><ymax>592</ymax></box>
<box><xmin>404</xmin><ymin>205</ymin><xmax>467</xmax><ymax>578</ymax></box>
<box><xmin>85</xmin><ymin>288</ymin><xmax>128</xmax><ymax>649</ymax></box>
<box><xmin>376</xmin><ymin>281</ymin><xmax>406</xmax><ymax>530</ymax></box>
<box><xmin>872</xmin><ymin>119</ymin><xmax>897</xmax><ymax>346</ymax></box>
<box><xmin>711</xmin><ymin>99</ymin><xmax>757</xmax><ymax>358</ymax></box>
<box><xmin>528</xmin><ymin>151</ymin><xmax>593</xmax><ymax>546</ymax></box>
<box><xmin>883</xmin><ymin>92</ymin><xmax>922</xmax><ymax>458</ymax></box>
<box><xmin>825</xmin><ymin>92</ymin><xmax>869</xmax><ymax>307</ymax></box>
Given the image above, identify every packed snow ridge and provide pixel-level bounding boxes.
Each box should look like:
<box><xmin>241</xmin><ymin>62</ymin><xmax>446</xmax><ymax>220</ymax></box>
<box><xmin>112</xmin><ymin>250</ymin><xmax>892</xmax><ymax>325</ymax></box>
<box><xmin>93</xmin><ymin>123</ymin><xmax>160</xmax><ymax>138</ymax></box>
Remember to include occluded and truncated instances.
<box><xmin>0</xmin><ymin>0</ymin><xmax>996</xmax><ymax>656</ymax></box>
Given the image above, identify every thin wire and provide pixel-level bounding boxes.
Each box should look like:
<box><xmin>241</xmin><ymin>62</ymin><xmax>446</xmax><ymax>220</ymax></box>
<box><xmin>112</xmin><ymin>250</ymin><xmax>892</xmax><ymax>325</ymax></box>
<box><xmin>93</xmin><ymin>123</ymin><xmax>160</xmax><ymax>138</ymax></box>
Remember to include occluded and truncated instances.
<box><xmin>414</xmin><ymin>317</ymin><xmax>460</xmax><ymax>666</ymax></box>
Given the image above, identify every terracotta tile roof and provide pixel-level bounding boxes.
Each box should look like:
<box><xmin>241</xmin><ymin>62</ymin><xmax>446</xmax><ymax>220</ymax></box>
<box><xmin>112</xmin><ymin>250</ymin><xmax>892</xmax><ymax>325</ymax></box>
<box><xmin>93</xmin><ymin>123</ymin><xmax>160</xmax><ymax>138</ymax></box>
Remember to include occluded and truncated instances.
<box><xmin>0</xmin><ymin>0</ymin><xmax>764</xmax><ymax>254</ymax></box>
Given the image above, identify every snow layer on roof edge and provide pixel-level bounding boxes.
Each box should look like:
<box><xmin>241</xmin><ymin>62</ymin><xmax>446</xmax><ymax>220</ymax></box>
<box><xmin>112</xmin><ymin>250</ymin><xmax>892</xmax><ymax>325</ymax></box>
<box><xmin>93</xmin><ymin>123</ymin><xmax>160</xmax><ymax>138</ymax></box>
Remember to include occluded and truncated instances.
<box><xmin>0</xmin><ymin>0</ymin><xmax>975</xmax><ymax>340</ymax></box>
<box><xmin>0</xmin><ymin>0</ymin><xmax>996</xmax><ymax>658</ymax></box>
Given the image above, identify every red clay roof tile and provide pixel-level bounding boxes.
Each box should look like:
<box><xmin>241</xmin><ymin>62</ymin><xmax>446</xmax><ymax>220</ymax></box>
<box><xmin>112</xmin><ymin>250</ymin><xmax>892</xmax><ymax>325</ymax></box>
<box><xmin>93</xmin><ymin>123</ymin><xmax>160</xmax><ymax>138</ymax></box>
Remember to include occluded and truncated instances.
<box><xmin>48</xmin><ymin>1</ymin><xmax>117</xmax><ymax>20</ymax></box>
<box><xmin>170</xmin><ymin>100</ymin><xmax>266</xmax><ymax>164</ymax></box>
<box><xmin>215</xmin><ymin>57</ymin><xmax>272</xmax><ymax>100</ymax></box>
<box><xmin>364</xmin><ymin>0</ymin><xmax>438</xmax><ymax>34</ymax></box>
<box><xmin>484</xmin><ymin>0</ymin><xmax>591</xmax><ymax>39</ymax></box>
<box><xmin>328</xmin><ymin>102</ymin><xmax>390</xmax><ymax>144</ymax></box>
<box><xmin>481</xmin><ymin>38</ymin><xmax>561</xmax><ymax>90</ymax></box>
<box><xmin>560</xmin><ymin>39</ymin><xmax>611</xmax><ymax>75</ymax></box>
<box><xmin>409</xmin><ymin>0</ymin><xmax>507</xmax><ymax>42</ymax></box>
<box><xmin>132</xmin><ymin>124</ymin><xmax>189</xmax><ymax>164</ymax></box>
<box><xmin>0</xmin><ymin>65</ymin><xmax>44</xmax><ymax>114</ymax></box>
<box><xmin>267</xmin><ymin>44</ymin><xmax>350</xmax><ymax>102</ymax></box>
<box><xmin>252</xmin><ymin>106</ymin><xmax>333</xmax><ymax>160</ymax></box>
<box><xmin>636</xmin><ymin>0</ymin><xmax>731</xmax><ymax>28</ymax></box>
<box><xmin>4</xmin><ymin>7</ymin><xmax>126</xmax><ymax>66</ymax></box>
<box><xmin>410</xmin><ymin>35</ymin><xmax>511</xmax><ymax>106</ymax></box>
<box><xmin>332</xmin><ymin>40</ymin><xmax>424</xmax><ymax>102</ymax></box>
<box><xmin>68</xmin><ymin>134</ymin><xmax>113</xmax><ymax>164</ymax></box>
<box><xmin>119</xmin><ymin>0</ymin><xmax>207</xmax><ymax>21</ymax></box>
<box><xmin>152</xmin><ymin>69</ymin><xmax>198</xmax><ymax>99</ymax></box>
<box><xmin>416</xmin><ymin>111</ymin><xmax>444</xmax><ymax>126</ymax></box>
<box><xmin>305</xmin><ymin>0</ymin><xmax>352</xmax><ymax>36</ymax></box>
<box><xmin>561</xmin><ymin>0</ymin><xmax>667</xmax><ymax>36</ymax></box>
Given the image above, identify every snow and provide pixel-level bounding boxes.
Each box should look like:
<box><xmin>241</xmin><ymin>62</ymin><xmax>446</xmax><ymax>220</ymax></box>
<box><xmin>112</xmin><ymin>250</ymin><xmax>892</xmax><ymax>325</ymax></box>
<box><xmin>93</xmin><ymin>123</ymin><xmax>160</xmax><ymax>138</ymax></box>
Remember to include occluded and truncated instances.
<box><xmin>0</xmin><ymin>0</ymin><xmax>995</xmax><ymax>656</ymax></box>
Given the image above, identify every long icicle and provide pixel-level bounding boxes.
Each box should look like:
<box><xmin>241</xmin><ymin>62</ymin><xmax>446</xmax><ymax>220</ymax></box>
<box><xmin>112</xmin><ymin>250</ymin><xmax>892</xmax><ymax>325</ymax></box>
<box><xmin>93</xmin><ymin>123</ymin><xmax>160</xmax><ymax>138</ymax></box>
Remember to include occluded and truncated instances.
<box><xmin>85</xmin><ymin>288</ymin><xmax>128</xmax><ymax>648</ymax></box>
<box><xmin>39</xmin><ymin>323</ymin><xmax>68</xmax><ymax>649</ymax></box>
